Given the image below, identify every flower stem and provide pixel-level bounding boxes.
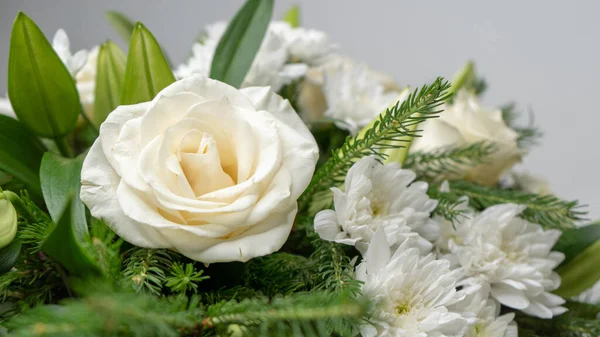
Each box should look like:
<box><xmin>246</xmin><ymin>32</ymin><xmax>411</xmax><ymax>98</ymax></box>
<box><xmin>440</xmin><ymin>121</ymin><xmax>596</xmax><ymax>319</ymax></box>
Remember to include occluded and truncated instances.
<box><xmin>54</xmin><ymin>136</ymin><xmax>73</xmax><ymax>158</ymax></box>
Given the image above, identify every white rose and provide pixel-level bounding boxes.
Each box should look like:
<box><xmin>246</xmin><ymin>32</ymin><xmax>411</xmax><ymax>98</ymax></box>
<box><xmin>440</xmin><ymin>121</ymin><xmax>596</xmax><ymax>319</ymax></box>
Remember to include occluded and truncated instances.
<box><xmin>80</xmin><ymin>75</ymin><xmax>319</xmax><ymax>263</ymax></box>
<box><xmin>410</xmin><ymin>90</ymin><xmax>521</xmax><ymax>185</ymax></box>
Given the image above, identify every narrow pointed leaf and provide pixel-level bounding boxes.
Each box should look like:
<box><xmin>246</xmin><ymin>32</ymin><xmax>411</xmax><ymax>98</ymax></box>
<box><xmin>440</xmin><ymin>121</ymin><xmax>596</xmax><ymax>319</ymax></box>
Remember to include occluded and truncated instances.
<box><xmin>0</xmin><ymin>239</ymin><xmax>21</xmax><ymax>276</ymax></box>
<box><xmin>282</xmin><ymin>5</ymin><xmax>300</xmax><ymax>27</ymax></box>
<box><xmin>41</xmin><ymin>196</ymin><xmax>101</xmax><ymax>277</ymax></box>
<box><xmin>94</xmin><ymin>41</ymin><xmax>126</xmax><ymax>125</ymax></box>
<box><xmin>40</xmin><ymin>152</ymin><xmax>87</xmax><ymax>240</ymax></box>
<box><xmin>105</xmin><ymin>11</ymin><xmax>135</xmax><ymax>43</ymax></box>
<box><xmin>8</xmin><ymin>12</ymin><xmax>82</xmax><ymax>138</ymax></box>
<box><xmin>0</xmin><ymin>115</ymin><xmax>46</xmax><ymax>198</ymax></box>
<box><xmin>121</xmin><ymin>23</ymin><xmax>176</xmax><ymax>105</ymax></box>
<box><xmin>210</xmin><ymin>0</ymin><xmax>274</xmax><ymax>87</ymax></box>
<box><xmin>556</xmin><ymin>240</ymin><xmax>600</xmax><ymax>298</ymax></box>
<box><xmin>554</xmin><ymin>222</ymin><xmax>600</xmax><ymax>267</ymax></box>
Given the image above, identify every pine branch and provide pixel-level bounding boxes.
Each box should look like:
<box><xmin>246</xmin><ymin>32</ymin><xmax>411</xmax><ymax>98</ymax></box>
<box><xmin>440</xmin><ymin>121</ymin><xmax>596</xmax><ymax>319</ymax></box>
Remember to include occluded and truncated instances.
<box><xmin>516</xmin><ymin>313</ymin><xmax>600</xmax><ymax>337</ymax></box>
<box><xmin>203</xmin><ymin>291</ymin><xmax>366</xmax><ymax>337</ymax></box>
<box><xmin>243</xmin><ymin>253</ymin><xmax>314</xmax><ymax>296</ymax></box>
<box><xmin>298</xmin><ymin>78</ymin><xmax>452</xmax><ymax>212</ymax></box>
<box><xmin>426</xmin><ymin>186</ymin><xmax>470</xmax><ymax>225</ymax></box>
<box><xmin>447</xmin><ymin>180</ymin><xmax>585</xmax><ymax>229</ymax></box>
<box><xmin>404</xmin><ymin>141</ymin><xmax>496</xmax><ymax>182</ymax></box>
<box><xmin>501</xmin><ymin>103</ymin><xmax>542</xmax><ymax>148</ymax></box>
<box><xmin>84</xmin><ymin>219</ymin><xmax>123</xmax><ymax>279</ymax></box>
<box><xmin>165</xmin><ymin>263</ymin><xmax>209</xmax><ymax>294</ymax></box>
<box><xmin>122</xmin><ymin>248</ymin><xmax>173</xmax><ymax>295</ymax></box>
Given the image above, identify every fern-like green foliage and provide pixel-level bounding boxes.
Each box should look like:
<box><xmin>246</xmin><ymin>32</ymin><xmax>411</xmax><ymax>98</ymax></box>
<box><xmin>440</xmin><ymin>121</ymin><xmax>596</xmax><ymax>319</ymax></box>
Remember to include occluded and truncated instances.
<box><xmin>298</xmin><ymin>78</ymin><xmax>452</xmax><ymax>212</ymax></box>
<box><xmin>501</xmin><ymin>102</ymin><xmax>542</xmax><ymax>148</ymax></box>
<box><xmin>426</xmin><ymin>185</ymin><xmax>470</xmax><ymax>225</ymax></box>
<box><xmin>404</xmin><ymin>141</ymin><xmax>496</xmax><ymax>182</ymax></box>
<box><xmin>84</xmin><ymin>219</ymin><xmax>123</xmax><ymax>279</ymax></box>
<box><xmin>516</xmin><ymin>301</ymin><xmax>600</xmax><ymax>337</ymax></box>
<box><xmin>165</xmin><ymin>263</ymin><xmax>209</xmax><ymax>294</ymax></box>
<box><xmin>5</xmin><ymin>282</ymin><xmax>366</xmax><ymax>337</ymax></box>
<box><xmin>243</xmin><ymin>253</ymin><xmax>314</xmax><ymax>296</ymax></box>
<box><xmin>122</xmin><ymin>248</ymin><xmax>174</xmax><ymax>295</ymax></box>
<box><xmin>449</xmin><ymin>180</ymin><xmax>585</xmax><ymax>229</ymax></box>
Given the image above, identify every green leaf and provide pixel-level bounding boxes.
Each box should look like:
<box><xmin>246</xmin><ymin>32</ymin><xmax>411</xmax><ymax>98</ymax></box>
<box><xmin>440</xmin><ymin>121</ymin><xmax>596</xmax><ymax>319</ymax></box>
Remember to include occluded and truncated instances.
<box><xmin>40</xmin><ymin>152</ymin><xmax>87</xmax><ymax>240</ymax></box>
<box><xmin>105</xmin><ymin>11</ymin><xmax>135</xmax><ymax>43</ymax></box>
<box><xmin>41</xmin><ymin>196</ymin><xmax>101</xmax><ymax>277</ymax></box>
<box><xmin>94</xmin><ymin>41</ymin><xmax>126</xmax><ymax>125</ymax></box>
<box><xmin>556</xmin><ymin>240</ymin><xmax>600</xmax><ymax>298</ymax></box>
<box><xmin>282</xmin><ymin>5</ymin><xmax>300</xmax><ymax>27</ymax></box>
<box><xmin>8</xmin><ymin>12</ymin><xmax>82</xmax><ymax>138</ymax></box>
<box><xmin>0</xmin><ymin>115</ymin><xmax>46</xmax><ymax>198</ymax></box>
<box><xmin>0</xmin><ymin>239</ymin><xmax>21</xmax><ymax>276</ymax></box>
<box><xmin>209</xmin><ymin>0</ymin><xmax>274</xmax><ymax>87</ymax></box>
<box><xmin>554</xmin><ymin>222</ymin><xmax>600</xmax><ymax>267</ymax></box>
<box><xmin>121</xmin><ymin>22</ymin><xmax>176</xmax><ymax>105</ymax></box>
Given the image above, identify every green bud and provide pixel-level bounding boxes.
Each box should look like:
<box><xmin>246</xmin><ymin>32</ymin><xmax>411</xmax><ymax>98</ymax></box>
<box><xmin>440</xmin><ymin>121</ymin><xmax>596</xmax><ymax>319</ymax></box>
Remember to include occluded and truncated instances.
<box><xmin>449</xmin><ymin>60</ymin><xmax>475</xmax><ymax>95</ymax></box>
<box><xmin>555</xmin><ymin>240</ymin><xmax>600</xmax><ymax>298</ymax></box>
<box><xmin>0</xmin><ymin>192</ymin><xmax>18</xmax><ymax>249</ymax></box>
<box><xmin>282</xmin><ymin>5</ymin><xmax>300</xmax><ymax>28</ymax></box>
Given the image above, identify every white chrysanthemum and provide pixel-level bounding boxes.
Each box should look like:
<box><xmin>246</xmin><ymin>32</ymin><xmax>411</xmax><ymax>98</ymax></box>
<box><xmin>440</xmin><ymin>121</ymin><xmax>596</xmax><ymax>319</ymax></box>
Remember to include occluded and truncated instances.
<box><xmin>574</xmin><ymin>280</ymin><xmax>600</xmax><ymax>305</ymax></box>
<box><xmin>1</xmin><ymin>29</ymin><xmax>96</xmax><ymax>120</ymax></box>
<box><xmin>437</xmin><ymin>203</ymin><xmax>567</xmax><ymax>318</ymax></box>
<box><xmin>357</xmin><ymin>228</ymin><xmax>472</xmax><ymax>337</ymax></box>
<box><xmin>314</xmin><ymin>156</ymin><xmax>439</xmax><ymax>255</ymax></box>
<box><xmin>449</xmin><ymin>279</ymin><xmax>517</xmax><ymax>337</ymax></box>
<box><xmin>175</xmin><ymin>21</ymin><xmax>334</xmax><ymax>91</ymax></box>
<box><xmin>321</xmin><ymin>58</ymin><xmax>401</xmax><ymax>134</ymax></box>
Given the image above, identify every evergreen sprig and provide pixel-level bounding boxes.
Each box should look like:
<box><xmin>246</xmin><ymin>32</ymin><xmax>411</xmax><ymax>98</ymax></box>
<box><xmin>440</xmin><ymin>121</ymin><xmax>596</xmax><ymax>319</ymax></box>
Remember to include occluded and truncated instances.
<box><xmin>243</xmin><ymin>253</ymin><xmax>313</xmax><ymax>296</ymax></box>
<box><xmin>298</xmin><ymin>78</ymin><xmax>452</xmax><ymax>212</ymax></box>
<box><xmin>165</xmin><ymin>263</ymin><xmax>209</xmax><ymax>294</ymax></box>
<box><xmin>404</xmin><ymin>141</ymin><xmax>497</xmax><ymax>182</ymax></box>
<box><xmin>501</xmin><ymin>102</ymin><xmax>542</xmax><ymax>148</ymax></box>
<box><xmin>515</xmin><ymin>301</ymin><xmax>600</xmax><ymax>337</ymax></box>
<box><xmin>445</xmin><ymin>181</ymin><xmax>585</xmax><ymax>229</ymax></box>
<box><xmin>122</xmin><ymin>248</ymin><xmax>173</xmax><ymax>295</ymax></box>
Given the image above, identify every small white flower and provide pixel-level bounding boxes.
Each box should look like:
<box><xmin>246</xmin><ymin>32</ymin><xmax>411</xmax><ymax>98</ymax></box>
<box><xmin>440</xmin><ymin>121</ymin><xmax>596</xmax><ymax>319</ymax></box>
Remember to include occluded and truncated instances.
<box><xmin>320</xmin><ymin>59</ymin><xmax>401</xmax><ymax>134</ymax></box>
<box><xmin>75</xmin><ymin>46</ymin><xmax>99</xmax><ymax>119</ymax></box>
<box><xmin>574</xmin><ymin>280</ymin><xmax>600</xmax><ymax>305</ymax></box>
<box><xmin>410</xmin><ymin>90</ymin><xmax>521</xmax><ymax>186</ymax></box>
<box><xmin>52</xmin><ymin>29</ymin><xmax>88</xmax><ymax>77</ymax></box>
<box><xmin>314</xmin><ymin>156</ymin><xmax>439</xmax><ymax>255</ymax></box>
<box><xmin>357</xmin><ymin>228</ymin><xmax>472</xmax><ymax>337</ymax></box>
<box><xmin>449</xmin><ymin>279</ymin><xmax>518</xmax><ymax>337</ymax></box>
<box><xmin>438</xmin><ymin>203</ymin><xmax>567</xmax><ymax>318</ymax></box>
<box><xmin>175</xmin><ymin>21</ymin><xmax>331</xmax><ymax>92</ymax></box>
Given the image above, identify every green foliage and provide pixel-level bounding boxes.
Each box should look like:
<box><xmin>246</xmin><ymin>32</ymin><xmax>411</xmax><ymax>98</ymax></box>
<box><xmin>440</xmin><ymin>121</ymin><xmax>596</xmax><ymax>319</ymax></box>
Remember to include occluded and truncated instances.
<box><xmin>122</xmin><ymin>248</ymin><xmax>173</xmax><ymax>295</ymax></box>
<box><xmin>516</xmin><ymin>302</ymin><xmax>600</xmax><ymax>337</ymax></box>
<box><xmin>299</xmin><ymin>78</ymin><xmax>451</xmax><ymax>212</ymax></box>
<box><xmin>448</xmin><ymin>180</ymin><xmax>585</xmax><ymax>229</ymax></box>
<box><xmin>554</xmin><ymin>222</ymin><xmax>600</xmax><ymax>267</ymax></box>
<box><xmin>556</xmin><ymin>240</ymin><xmax>600</xmax><ymax>298</ymax></box>
<box><xmin>85</xmin><ymin>219</ymin><xmax>123</xmax><ymax>279</ymax></box>
<box><xmin>8</xmin><ymin>12</ymin><xmax>82</xmax><ymax>138</ymax></box>
<box><xmin>6</xmin><ymin>191</ymin><xmax>52</xmax><ymax>253</ymax></box>
<box><xmin>205</xmin><ymin>291</ymin><xmax>365</xmax><ymax>337</ymax></box>
<box><xmin>404</xmin><ymin>141</ymin><xmax>496</xmax><ymax>182</ymax></box>
<box><xmin>121</xmin><ymin>22</ymin><xmax>175</xmax><ymax>105</ymax></box>
<box><xmin>243</xmin><ymin>253</ymin><xmax>313</xmax><ymax>296</ymax></box>
<box><xmin>501</xmin><ymin>103</ymin><xmax>542</xmax><ymax>148</ymax></box>
<box><xmin>94</xmin><ymin>40</ymin><xmax>126</xmax><ymax>126</ymax></box>
<box><xmin>426</xmin><ymin>186</ymin><xmax>470</xmax><ymax>225</ymax></box>
<box><xmin>41</xmin><ymin>197</ymin><xmax>101</xmax><ymax>277</ymax></box>
<box><xmin>0</xmin><ymin>115</ymin><xmax>46</xmax><ymax>199</ymax></box>
<box><xmin>210</xmin><ymin>0</ymin><xmax>274</xmax><ymax>87</ymax></box>
<box><xmin>0</xmin><ymin>239</ymin><xmax>21</xmax><ymax>275</ymax></box>
<box><xmin>105</xmin><ymin>11</ymin><xmax>135</xmax><ymax>43</ymax></box>
<box><xmin>165</xmin><ymin>263</ymin><xmax>209</xmax><ymax>294</ymax></box>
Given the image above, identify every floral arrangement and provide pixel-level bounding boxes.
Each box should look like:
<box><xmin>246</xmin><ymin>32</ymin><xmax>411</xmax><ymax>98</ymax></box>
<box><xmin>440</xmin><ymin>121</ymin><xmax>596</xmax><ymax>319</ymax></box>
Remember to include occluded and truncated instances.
<box><xmin>0</xmin><ymin>1</ymin><xmax>598</xmax><ymax>336</ymax></box>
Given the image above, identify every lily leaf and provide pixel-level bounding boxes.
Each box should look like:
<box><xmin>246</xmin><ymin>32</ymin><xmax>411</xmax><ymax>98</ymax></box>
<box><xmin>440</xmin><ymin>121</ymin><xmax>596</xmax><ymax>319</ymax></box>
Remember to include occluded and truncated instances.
<box><xmin>210</xmin><ymin>0</ymin><xmax>274</xmax><ymax>88</ymax></box>
<box><xmin>0</xmin><ymin>239</ymin><xmax>21</xmax><ymax>276</ymax></box>
<box><xmin>121</xmin><ymin>22</ymin><xmax>175</xmax><ymax>105</ymax></box>
<box><xmin>94</xmin><ymin>41</ymin><xmax>126</xmax><ymax>125</ymax></box>
<box><xmin>105</xmin><ymin>11</ymin><xmax>135</xmax><ymax>43</ymax></box>
<box><xmin>554</xmin><ymin>222</ymin><xmax>600</xmax><ymax>267</ymax></box>
<box><xmin>0</xmin><ymin>115</ymin><xmax>46</xmax><ymax>199</ymax></box>
<box><xmin>41</xmin><ymin>196</ymin><xmax>101</xmax><ymax>277</ymax></box>
<box><xmin>8</xmin><ymin>12</ymin><xmax>82</xmax><ymax>138</ymax></box>
<box><xmin>40</xmin><ymin>152</ymin><xmax>87</xmax><ymax>240</ymax></box>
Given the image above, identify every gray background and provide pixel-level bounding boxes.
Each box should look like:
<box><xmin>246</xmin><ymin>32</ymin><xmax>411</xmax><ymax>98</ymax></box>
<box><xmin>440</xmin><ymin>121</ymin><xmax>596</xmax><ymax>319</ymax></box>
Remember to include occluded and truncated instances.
<box><xmin>0</xmin><ymin>0</ymin><xmax>598</xmax><ymax>219</ymax></box>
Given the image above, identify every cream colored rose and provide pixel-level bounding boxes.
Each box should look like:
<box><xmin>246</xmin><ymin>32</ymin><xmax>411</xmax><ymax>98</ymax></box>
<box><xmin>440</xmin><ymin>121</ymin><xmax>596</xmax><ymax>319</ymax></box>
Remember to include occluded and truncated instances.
<box><xmin>410</xmin><ymin>90</ymin><xmax>521</xmax><ymax>185</ymax></box>
<box><xmin>80</xmin><ymin>75</ymin><xmax>319</xmax><ymax>263</ymax></box>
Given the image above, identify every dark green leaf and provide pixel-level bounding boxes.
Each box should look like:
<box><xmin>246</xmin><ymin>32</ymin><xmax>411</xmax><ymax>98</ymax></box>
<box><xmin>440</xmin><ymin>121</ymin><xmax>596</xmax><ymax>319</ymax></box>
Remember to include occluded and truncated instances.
<box><xmin>105</xmin><ymin>11</ymin><xmax>135</xmax><ymax>43</ymax></box>
<box><xmin>0</xmin><ymin>239</ymin><xmax>21</xmax><ymax>275</ymax></box>
<box><xmin>8</xmin><ymin>12</ymin><xmax>82</xmax><ymax>138</ymax></box>
<box><xmin>0</xmin><ymin>115</ymin><xmax>46</xmax><ymax>198</ymax></box>
<box><xmin>40</xmin><ymin>152</ymin><xmax>87</xmax><ymax>240</ymax></box>
<box><xmin>554</xmin><ymin>222</ymin><xmax>600</xmax><ymax>267</ymax></box>
<box><xmin>121</xmin><ymin>22</ymin><xmax>176</xmax><ymax>105</ymax></box>
<box><xmin>41</xmin><ymin>196</ymin><xmax>101</xmax><ymax>277</ymax></box>
<box><xmin>94</xmin><ymin>41</ymin><xmax>126</xmax><ymax>125</ymax></box>
<box><xmin>209</xmin><ymin>0</ymin><xmax>274</xmax><ymax>87</ymax></box>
